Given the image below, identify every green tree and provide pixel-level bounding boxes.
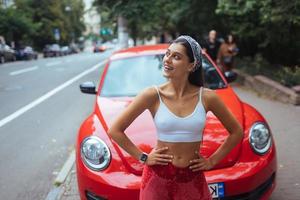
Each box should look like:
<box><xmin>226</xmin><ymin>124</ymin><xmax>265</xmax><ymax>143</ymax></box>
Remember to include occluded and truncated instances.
<box><xmin>0</xmin><ymin>7</ymin><xmax>37</xmax><ymax>46</ymax></box>
<box><xmin>2</xmin><ymin>0</ymin><xmax>86</xmax><ymax>49</ymax></box>
<box><xmin>216</xmin><ymin>0</ymin><xmax>300</xmax><ymax>66</ymax></box>
<box><xmin>94</xmin><ymin>0</ymin><xmax>230</xmax><ymax>45</ymax></box>
<box><xmin>94</xmin><ymin>0</ymin><xmax>184</xmax><ymax>45</ymax></box>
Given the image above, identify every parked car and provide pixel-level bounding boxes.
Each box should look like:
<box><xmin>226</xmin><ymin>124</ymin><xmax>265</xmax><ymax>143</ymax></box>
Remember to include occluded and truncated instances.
<box><xmin>15</xmin><ymin>46</ymin><xmax>38</xmax><ymax>60</ymax></box>
<box><xmin>70</xmin><ymin>43</ymin><xmax>80</xmax><ymax>54</ymax></box>
<box><xmin>61</xmin><ymin>46</ymin><xmax>71</xmax><ymax>55</ymax></box>
<box><xmin>76</xmin><ymin>44</ymin><xmax>277</xmax><ymax>200</ymax></box>
<box><xmin>43</xmin><ymin>44</ymin><xmax>61</xmax><ymax>57</ymax></box>
<box><xmin>0</xmin><ymin>44</ymin><xmax>16</xmax><ymax>63</ymax></box>
<box><xmin>93</xmin><ymin>43</ymin><xmax>106</xmax><ymax>53</ymax></box>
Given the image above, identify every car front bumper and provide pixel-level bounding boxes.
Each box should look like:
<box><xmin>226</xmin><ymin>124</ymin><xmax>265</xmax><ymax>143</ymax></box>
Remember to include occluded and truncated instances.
<box><xmin>76</xmin><ymin>146</ymin><xmax>276</xmax><ymax>200</ymax></box>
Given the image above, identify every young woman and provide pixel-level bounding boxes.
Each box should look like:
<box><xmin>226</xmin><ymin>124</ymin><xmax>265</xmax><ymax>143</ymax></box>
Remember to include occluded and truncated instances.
<box><xmin>108</xmin><ymin>35</ymin><xmax>243</xmax><ymax>200</ymax></box>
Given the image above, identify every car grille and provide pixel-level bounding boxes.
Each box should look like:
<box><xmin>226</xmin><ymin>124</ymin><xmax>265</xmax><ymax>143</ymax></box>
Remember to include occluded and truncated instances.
<box><xmin>86</xmin><ymin>191</ymin><xmax>107</xmax><ymax>200</ymax></box>
<box><xmin>216</xmin><ymin>173</ymin><xmax>275</xmax><ymax>200</ymax></box>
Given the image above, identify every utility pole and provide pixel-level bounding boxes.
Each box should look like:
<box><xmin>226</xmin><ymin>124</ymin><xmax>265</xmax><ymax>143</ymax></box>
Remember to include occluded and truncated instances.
<box><xmin>117</xmin><ymin>15</ymin><xmax>128</xmax><ymax>49</ymax></box>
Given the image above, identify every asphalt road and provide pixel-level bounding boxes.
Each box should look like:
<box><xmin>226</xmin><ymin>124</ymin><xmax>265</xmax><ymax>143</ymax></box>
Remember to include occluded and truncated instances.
<box><xmin>232</xmin><ymin>86</ymin><xmax>300</xmax><ymax>200</ymax></box>
<box><xmin>0</xmin><ymin>51</ymin><xmax>112</xmax><ymax>200</ymax></box>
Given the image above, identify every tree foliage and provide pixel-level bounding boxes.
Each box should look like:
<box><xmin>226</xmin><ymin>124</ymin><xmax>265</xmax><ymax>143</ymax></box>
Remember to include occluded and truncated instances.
<box><xmin>216</xmin><ymin>0</ymin><xmax>300</xmax><ymax>66</ymax></box>
<box><xmin>0</xmin><ymin>0</ymin><xmax>85</xmax><ymax>49</ymax></box>
<box><xmin>94</xmin><ymin>0</ymin><xmax>232</xmax><ymax>43</ymax></box>
<box><xmin>94</xmin><ymin>0</ymin><xmax>299</xmax><ymax>66</ymax></box>
<box><xmin>0</xmin><ymin>7</ymin><xmax>38</xmax><ymax>45</ymax></box>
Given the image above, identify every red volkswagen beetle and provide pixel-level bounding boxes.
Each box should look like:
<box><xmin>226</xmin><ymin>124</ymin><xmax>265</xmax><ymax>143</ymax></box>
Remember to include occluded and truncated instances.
<box><xmin>76</xmin><ymin>44</ymin><xmax>277</xmax><ymax>200</ymax></box>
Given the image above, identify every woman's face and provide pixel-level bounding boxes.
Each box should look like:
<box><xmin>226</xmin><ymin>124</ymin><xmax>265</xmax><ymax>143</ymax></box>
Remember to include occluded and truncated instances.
<box><xmin>162</xmin><ymin>43</ymin><xmax>194</xmax><ymax>79</ymax></box>
<box><xmin>228</xmin><ymin>35</ymin><xmax>233</xmax><ymax>43</ymax></box>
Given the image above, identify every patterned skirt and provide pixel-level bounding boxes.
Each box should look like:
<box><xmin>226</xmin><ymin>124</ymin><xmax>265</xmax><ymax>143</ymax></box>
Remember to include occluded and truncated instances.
<box><xmin>140</xmin><ymin>163</ymin><xmax>212</xmax><ymax>200</ymax></box>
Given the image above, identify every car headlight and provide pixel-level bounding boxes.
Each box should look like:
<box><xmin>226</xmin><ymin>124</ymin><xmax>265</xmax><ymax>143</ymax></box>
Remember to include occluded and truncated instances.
<box><xmin>81</xmin><ymin>136</ymin><xmax>111</xmax><ymax>171</ymax></box>
<box><xmin>249</xmin><ymin>122</ymin><xmax>272</xmax><ymax>154</ymax></box>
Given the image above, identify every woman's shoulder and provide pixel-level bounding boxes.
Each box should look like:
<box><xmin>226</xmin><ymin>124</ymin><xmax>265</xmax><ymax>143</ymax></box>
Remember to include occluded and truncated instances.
<box><xmin>202</xmin><ymin>87</ymin><xmax>217</xmax><ymax>99</ymax></box>
<box><xmin>202</xmin><ymin>87</ymin><xmax>219</xmax><ymax>106</ymax></box>
<box><xmin>137</xmin><ymin>86</ymin><xmax>160</xmax><ymax>102</ymax></box>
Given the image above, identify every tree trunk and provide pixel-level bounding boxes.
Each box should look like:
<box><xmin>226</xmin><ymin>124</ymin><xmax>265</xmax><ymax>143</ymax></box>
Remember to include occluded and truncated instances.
<box><xmin>117</xmin><ymin>15</ymin><xmax>128</xmax><ymax>49</ymax></box>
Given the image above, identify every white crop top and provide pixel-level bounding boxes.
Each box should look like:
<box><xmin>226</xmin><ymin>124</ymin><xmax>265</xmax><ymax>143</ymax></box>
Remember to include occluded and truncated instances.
<box><xmin>153</xmin><ymin>86</ymin><xmax>207</xmax><ymax>143</ymax></box>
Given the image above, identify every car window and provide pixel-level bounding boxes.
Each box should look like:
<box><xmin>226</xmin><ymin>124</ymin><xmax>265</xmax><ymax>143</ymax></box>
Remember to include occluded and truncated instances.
<box><xmin>100</xmin><ymin>54</ymin><xmax>226</xmax><ymax>97</ymax></box>
<box><xmin>202</xmin><ymin>56</ymin><xmax>226</xmax><ymax>89</ymax></box>
<box><xmin>101</xmin><ymin>55</ymin><xmax>166</xmax><ymax>97</ymax></box>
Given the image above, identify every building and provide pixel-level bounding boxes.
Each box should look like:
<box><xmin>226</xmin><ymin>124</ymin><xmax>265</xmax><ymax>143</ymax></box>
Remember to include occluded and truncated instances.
<box><xmin>83</xmin><ymin>0</ymin><xmax>101</xmax><ymax>37</ymax></box>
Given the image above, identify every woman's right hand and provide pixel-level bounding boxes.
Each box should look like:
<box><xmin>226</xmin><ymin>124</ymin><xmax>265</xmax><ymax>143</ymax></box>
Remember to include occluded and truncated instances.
<box><xmin>145</xmin><ymin>147</ymin><xmax>173</xmax><ymax>166</ymax></box>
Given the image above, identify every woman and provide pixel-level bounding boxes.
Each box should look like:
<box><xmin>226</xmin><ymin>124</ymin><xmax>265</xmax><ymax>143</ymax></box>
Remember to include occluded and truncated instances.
<box><xmin>217</xmin><ymin>34</ymin><xmax>239</xmax><ymax>72</ymax></box>
<box><xmin>108</xmin><ymin>35</ymin><xmax>243</xmax><ymax>200</ymax></box>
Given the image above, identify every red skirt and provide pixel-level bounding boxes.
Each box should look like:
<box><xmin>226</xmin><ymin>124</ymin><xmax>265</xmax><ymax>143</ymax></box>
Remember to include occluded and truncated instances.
<box><xmin>140</xmin><ymin>163</ymin><xmax>212</xmax><ymax>200</ymax></box>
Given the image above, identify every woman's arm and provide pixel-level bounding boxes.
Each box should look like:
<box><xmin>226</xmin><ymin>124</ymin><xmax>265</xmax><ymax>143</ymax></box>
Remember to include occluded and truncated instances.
<box><xmin>108</xmin><ymin>87</ymin><xmax>173</xmax><ymax>165</ymax></box>
<box><xmin>232</xmin><ymin>43</ymin><xmax>238</xmax><ymax>56</ymax></box>
<box><xmin>190</xmin><ymin>89</ymin><xmax>243</xmax><ymax>171</ymax></box>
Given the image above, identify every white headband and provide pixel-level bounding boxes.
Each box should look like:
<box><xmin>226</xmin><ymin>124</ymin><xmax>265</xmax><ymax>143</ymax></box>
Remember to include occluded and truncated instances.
<box><xmin>177</xmin><ymin>35</ymin><xmax>202</xmax><ymax>72</ymax></box>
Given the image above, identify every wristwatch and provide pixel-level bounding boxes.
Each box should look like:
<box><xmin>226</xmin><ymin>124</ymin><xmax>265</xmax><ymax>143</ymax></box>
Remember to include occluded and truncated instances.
<box><xmin>139</xmin><ymin>152</ymin><xmax>148</xmax><ymax>164</ymax></box>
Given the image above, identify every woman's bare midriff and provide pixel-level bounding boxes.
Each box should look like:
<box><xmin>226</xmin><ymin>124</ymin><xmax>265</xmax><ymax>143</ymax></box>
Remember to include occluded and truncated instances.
<box><xmin>156</xmin><ymin>140</ymin><xmax>201</xmax><ymax>168</ymax></box>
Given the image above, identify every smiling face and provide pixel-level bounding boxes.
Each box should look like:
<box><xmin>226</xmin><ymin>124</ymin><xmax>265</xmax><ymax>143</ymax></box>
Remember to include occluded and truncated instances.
<box><xmin>162</xmin><ymin>43</ymin><xmax>194</xmax><ymax>79</ymax></box>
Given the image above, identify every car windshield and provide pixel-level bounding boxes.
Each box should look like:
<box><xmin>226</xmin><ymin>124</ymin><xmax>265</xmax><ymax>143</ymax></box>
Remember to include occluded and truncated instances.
<box><xmin>100</xmin><ymin>54</ymin><xmax>226</xmax><ymax>97</ymax></box>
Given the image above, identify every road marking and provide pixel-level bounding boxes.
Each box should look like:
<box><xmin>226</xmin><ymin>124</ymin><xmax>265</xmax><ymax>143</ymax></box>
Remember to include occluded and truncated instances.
<box><xmin>9</xmin><ymin>66</ymin><xmax>39</xmax><ymax>76</ymax></box>
<box><xmin>0</xmin><ymin>60</ymin><xmax>106</xmax><ymax>128</ymax></box>
<box><xmin>65</xmin><ymin>59</ymin><xmax>72</xmax><ymax>63</ymax></box>
<box><xmin>46</xmin><ymin>61</ymin><xmax>62</xmax><ymax>66</ymax></box>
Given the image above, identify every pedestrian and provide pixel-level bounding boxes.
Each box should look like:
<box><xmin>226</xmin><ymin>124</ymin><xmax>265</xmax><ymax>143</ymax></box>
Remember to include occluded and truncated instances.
<box><xmin>217</xmin><ymin>34</ymin><xmax>239</xmax><ymax>73</ymax></box>
<box><xmin>202</xmin><ymin>30</ymin><xmax>222</xmax><ymax>62</ymax></box>
<box><xmin>108</xmin><ymin>35</ymin><xmax>243</xmax><ymax>200</ymax></box>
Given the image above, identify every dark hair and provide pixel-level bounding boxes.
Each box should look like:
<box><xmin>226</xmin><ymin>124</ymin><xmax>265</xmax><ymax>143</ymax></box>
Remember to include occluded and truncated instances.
<box><xmin>173</xmin><ymin>38</ymin><xmax>204</xmax><ymax>87</ymax></box>
<box><xmin>225</xmin><ymin>34</ymin><xmax>235</xmax><ymax>44</ymax></box>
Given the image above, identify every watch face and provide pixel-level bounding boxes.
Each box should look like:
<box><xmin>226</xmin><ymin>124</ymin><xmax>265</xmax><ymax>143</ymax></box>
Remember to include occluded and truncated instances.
<box><xmin>140</xmin><ymin>153</ymin><xmax>148</xmax><ymax>163</ymax></box>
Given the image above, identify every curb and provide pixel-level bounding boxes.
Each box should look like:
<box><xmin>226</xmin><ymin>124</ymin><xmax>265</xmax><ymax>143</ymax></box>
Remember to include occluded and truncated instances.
<box><xmin>55</xmin><ymin>150</ymin><xmax>75</xmax><ymax>186</ymax></box>
<box><xmin>233</xmin><ymin>69</ymin><xmax>300</xmax><ymax>105</ymax></box>
<box><xmin>45</xmin><ymin>150</ymin><xmax>75</xmax><ymax>200</ymax></box>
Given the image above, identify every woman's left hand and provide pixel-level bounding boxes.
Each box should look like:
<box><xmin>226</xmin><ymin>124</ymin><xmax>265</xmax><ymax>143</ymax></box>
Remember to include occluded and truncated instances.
<box><xmin>189</xmin><ymin>151</ymin><xmax>214</xmax><ymax>172</ymax></box>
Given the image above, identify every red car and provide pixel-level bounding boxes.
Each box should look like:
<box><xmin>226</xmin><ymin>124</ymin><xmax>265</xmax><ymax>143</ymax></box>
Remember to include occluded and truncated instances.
<box><xmin>76</xmin><ymin>44</ymin><xmax>277</xmax><ymax>200</ymax></box>
<box><xmin>93</xmin><ymin>44</ymin><xmax>106</xmax><ymax>53</ymax></box>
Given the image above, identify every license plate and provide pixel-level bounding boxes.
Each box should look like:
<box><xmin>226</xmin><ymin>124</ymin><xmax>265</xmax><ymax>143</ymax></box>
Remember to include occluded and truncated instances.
<box><xmin>208</xmin><ymin>182</ymin><xmax>225</xmax><ymax>198</ymax></box>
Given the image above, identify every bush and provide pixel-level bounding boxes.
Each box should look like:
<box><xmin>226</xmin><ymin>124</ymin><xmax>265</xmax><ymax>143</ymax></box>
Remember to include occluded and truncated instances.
<box><xmin>235</xmin><ymin>54</ymin><xmax>300</xmax><ymax>87</ymax></box>
<box><xmin>276</xmin><ymin>66</ymin><xmax>300</xmax><ymax>87</ymax></box>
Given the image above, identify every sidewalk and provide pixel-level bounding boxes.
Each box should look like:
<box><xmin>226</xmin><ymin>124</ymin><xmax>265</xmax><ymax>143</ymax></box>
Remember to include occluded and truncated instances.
<box><xmin>45</xmin><ymin>152</ymin><xmax>79</xmax><ymax>200</ymax></box>
<box><xmin>59</xmin><ymin>165</ymin><xmax>79</xmax><ymax>200</ymax></box>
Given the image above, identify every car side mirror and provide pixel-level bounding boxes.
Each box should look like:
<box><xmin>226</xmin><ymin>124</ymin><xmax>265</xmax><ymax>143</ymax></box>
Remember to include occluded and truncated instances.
<box><xmin>80</xmin><ymin>81</ymin><xmax>97</xmax><ymax>94</ymax></box>
<box><xmin>224</xmin><ymin>71</ymin><xmax>238</xmax><ymax>83</ymax></box>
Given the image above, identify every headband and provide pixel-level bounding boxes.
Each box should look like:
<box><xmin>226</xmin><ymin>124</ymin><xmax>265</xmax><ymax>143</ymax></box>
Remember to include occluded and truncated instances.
<box><xmin>177</xmin><ymin>35</ymin><xmax>202</xmax><ymax>72</ymax></box>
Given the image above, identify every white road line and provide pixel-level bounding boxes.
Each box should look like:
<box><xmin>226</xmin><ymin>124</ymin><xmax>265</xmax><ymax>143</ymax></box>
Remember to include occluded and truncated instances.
<box><xmin>0</xmin><ymin>60</ymin><xmax>106</xmax><ymax>128</ymax></box>
<box><xmin>46</xmin><ymin>61</ymin><xmax>62</xmax><ymax>66</ymax></box>
<box><xmin>9</xmin><ymin>66</ymin><xmax>39</xmax><ymax>76</ymax></box>
<box><xmin>66</xmin><ymin>59</ymin><xmax>72</xmax><ymax>63</ymax></box>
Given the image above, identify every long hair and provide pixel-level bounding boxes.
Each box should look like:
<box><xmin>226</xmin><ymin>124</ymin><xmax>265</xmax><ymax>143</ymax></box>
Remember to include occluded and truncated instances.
<box><xmin>173</xmin><ymin>37</ymin><xmax>204</xmax><ymax>87</ymax></box>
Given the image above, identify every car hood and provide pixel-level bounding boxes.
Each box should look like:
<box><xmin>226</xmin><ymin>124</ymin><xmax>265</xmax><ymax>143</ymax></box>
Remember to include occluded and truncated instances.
<box><xmin>97</xmin><ymin>87</ymin><xmax>243</xmax><ymax>175</ymax></box>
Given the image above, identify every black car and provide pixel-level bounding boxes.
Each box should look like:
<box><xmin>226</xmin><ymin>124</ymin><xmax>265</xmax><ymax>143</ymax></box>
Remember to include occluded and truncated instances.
<box><xmin>15</xmin><ymin>46</ymin><xmax>38</xmax><ymax>60</ymax></box>
<box><xmin>0</xmin><ymin>44</ymin><xmax>16</xmax><ymax>63</ymax></box>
